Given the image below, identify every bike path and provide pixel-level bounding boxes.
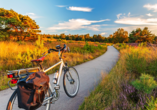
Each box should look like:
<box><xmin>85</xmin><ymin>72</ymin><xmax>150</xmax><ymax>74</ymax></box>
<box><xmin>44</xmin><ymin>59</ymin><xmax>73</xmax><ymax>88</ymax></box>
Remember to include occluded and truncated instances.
<box><xmin>0</xmin><ymin>46</ymin><xmax>119</xmax><ymax>110</ymax></box>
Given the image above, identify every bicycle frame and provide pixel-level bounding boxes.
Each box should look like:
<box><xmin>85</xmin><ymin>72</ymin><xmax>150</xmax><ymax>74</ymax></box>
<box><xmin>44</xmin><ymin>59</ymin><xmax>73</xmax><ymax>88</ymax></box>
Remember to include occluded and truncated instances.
<box><xmin>43</xmin><ymin>58</ymin><xmax>65</xmax><ymax>91</ymax></box>
<box><xmin>41</xmin><ymin>58</ymin><xmax>66</xmax><ymax>103</ymax></box>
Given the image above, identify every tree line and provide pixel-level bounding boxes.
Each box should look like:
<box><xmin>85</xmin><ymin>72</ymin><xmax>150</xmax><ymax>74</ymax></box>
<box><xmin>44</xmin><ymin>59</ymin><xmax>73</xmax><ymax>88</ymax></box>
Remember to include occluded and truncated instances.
<box><xmin>52</xmin><ymin>27</ymin><xmax>156</xmax><ymax>43</ymax></box>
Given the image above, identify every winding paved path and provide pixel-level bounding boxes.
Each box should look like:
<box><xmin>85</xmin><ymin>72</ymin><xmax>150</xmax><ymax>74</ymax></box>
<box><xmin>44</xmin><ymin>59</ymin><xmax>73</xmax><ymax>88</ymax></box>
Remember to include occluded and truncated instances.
<box><xmin>0</xmin><ymin>46</ymin><xmax>119</xmax><ymax>110</ymax></box>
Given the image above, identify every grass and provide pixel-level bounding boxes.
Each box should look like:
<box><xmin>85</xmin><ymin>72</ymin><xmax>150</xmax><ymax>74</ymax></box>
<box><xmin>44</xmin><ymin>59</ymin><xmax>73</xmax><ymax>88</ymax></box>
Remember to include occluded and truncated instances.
<box><xmin>79</xmin><ymin>43</ymin><xmax>157</xmax><ymax>110</ymax></box>
<box><xmin>0</xmin><ymin>40</ymin><xmax>109</xmax><ymax>91</ymax></box>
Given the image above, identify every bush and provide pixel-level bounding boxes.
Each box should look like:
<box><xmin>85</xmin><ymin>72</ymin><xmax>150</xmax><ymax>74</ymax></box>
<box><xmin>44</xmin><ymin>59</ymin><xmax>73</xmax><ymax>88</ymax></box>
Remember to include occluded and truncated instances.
<box><xmin>145</xmin><ymin>96</ymin><xmax>157</xmax><ymax>110</ymax></box>
<box><xmin>131</xmin><ymin>74</ymin><xmax>157</xmax><ymax>94</ymax></box>
<box><xmin>83</xmin><ymin>41</ymin><xmax>95</xmax><ymax>53</ymax></box>
<box><xmin>57</xmin><ymin>38</ymin><xmax>61</xmax><ymax>41</ymax></box>
<box><xmin>126</xmin><ymin>53</ymin><xmax>147</xmax><ymax>76</ymax></box>
<box><xmin>147</xmin><ymin>61</ymin><xmax>157</xmax><ymax>76</ymax></box>
<box><xmin>35</xmin><ymin>35</ymin><xmax>44</xmax><ymax>48</ymax></box>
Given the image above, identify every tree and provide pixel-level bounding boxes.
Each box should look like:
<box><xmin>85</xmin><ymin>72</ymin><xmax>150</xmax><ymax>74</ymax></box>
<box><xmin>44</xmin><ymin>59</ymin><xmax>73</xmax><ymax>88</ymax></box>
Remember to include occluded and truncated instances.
<box><xmin>0</xmin><ymin>8</ymin><xmax>41</xmax><ymax>41</ymax></box>
<box><xmin>129</xmin><ymin>27</ymin><xmax>155</xmax><ymax>43</ymax></box>
<box><xmin>111</xmin><ymin>28</ymin><xmax>129</xmax><ymax>43</ymax></box>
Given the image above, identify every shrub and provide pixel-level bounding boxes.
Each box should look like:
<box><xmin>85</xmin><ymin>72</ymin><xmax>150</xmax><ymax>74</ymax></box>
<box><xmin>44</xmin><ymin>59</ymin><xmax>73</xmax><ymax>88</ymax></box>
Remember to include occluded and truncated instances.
<box><xmin>147</xmin><ymin>61</ymin><xmax>157</xmax><ymax>76</ymax></box>
<box><xmin>83</xmin><ymin>41</ymin><xmax>95</xmax><ymax>53</ymax></box>
<box><xmin>35</xmin><ymin>35</ymin><xmax>44</xmax><ymax>48</ymax></box>
<box><xmin>57</xmin><ymin>38</ymin><xmax>61</xmax><ymax>41</ymax></box>
<box><xmin>97</xmin><ymin>44</ymin><xmax>102</xmax><ymax>49</ymax></box>
<box><xmin>145</xmin><ymin>96</ymin><xmax>157</xmax><ymax>110</ymax></box>
<box><xmin>131</xmin><ymin>74</ymin><xmax>157</xmax><ymax>94</ymax></box>
<box><xmin>126</xmin><ymin>53</ymin><xmax>147</xmax><ymax>76</ymax></box>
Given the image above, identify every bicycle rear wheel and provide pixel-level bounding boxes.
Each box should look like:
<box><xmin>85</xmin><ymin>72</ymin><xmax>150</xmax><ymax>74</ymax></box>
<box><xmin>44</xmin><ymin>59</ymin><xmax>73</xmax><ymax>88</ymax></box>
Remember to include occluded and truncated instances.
<box><xmin>63</xmin><ymin>67</ymin><xmax>80</xmax><ymax>97</ymax></box>
<box><xmin>6</xmin><ymin>89</ymin><xmax>51</xmax><ymax>110</ymax></box>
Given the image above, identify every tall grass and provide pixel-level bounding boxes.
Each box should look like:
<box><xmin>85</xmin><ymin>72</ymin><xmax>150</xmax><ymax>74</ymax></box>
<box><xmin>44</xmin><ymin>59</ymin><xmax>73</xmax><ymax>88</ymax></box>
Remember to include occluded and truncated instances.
<box><xmin>0</xmin><ymin>40</ymin><xmax>108</xmax><ymax>90</ymax></box>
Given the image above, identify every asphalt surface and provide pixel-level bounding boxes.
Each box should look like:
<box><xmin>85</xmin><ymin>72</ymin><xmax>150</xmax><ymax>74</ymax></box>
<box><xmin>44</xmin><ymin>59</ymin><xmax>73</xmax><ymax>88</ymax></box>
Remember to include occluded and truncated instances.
<box><xmin>0</xmin><ymin>46</ymin><xmax>119</xmax><ymax>110</ymax></box>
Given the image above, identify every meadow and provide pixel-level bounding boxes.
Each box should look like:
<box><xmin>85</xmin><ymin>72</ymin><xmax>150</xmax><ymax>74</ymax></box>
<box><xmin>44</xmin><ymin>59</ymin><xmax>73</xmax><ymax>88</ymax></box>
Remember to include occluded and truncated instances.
<box><xmin>0</xmin><ymin>38</ymin><xmax>110</xmax><ymax>90</ymax></box>
<box><xmin>79</xmin><ymin>43</ymin><xmax>157</xmax><ymax>110</ymax></box>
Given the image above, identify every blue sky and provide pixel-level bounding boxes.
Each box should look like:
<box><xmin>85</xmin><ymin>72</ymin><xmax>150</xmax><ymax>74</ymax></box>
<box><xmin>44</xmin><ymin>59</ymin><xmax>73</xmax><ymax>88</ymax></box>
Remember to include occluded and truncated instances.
<box><xmin>1</xmin><ymin>0</ymin><xmax>157</xmax><ymax>36</ymax></box>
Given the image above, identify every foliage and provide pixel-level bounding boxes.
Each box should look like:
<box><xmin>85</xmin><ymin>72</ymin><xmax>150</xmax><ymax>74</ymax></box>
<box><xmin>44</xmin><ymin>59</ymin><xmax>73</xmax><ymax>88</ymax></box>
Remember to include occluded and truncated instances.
<box><xmin>131</xmin><ymin>74</ymin><xmax>157</xmax><ymax>94</ymax></box>
<box><xmin>83</xmin><ymin>41</ymin><xmax>95</xmax><ymax>53</ymax></box>
<box><xmin>126</xmin><ymin>53</ymin><xmax>147</xmax><ymax>76</ymax></box>
<box><xmin>35</xmin><ymin>35</ymin><xmax>44</xmax><ymax>48</ymax></box>
<box><xmin>129</xmin><ymin>27</ymin><xmax>155</xmax><ymax>43</ymax></box>
<box><xmin>0</xmin><ymin>8</ymin><xmax>40</xmax><ymax>41</ymax></box>
<box><xmin>145</xmin><ymin>96</ymin><xmax>157</xmax><ymax>110</ymax></box>
<box><xmin>112</xmin><ymin>28</ymin><xmax>129</xmax><ymax>43</ymax></box>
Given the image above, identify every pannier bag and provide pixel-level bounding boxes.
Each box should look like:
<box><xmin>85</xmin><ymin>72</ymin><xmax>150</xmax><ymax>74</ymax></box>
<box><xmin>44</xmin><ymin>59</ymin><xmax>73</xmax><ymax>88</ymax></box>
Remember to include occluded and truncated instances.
<box><xmin>17</xmin><ymin>72</ymin><xmax>50</xmax><ymax>110</ymax></box>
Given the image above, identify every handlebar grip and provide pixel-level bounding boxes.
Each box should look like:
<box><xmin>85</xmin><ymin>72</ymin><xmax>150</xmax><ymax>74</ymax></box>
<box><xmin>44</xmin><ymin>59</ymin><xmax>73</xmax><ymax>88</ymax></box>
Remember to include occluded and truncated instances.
<box><xmin>48</xmin><ymin>44</ymin><xmax>67</xmax><ymax>53</ymax></box>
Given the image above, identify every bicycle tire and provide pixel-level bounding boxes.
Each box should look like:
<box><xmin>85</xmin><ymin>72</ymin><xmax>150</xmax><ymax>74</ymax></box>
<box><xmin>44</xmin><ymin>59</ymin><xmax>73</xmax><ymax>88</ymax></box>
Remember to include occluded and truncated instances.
<box><xmin>63</xmin><ymin>67</ymin><xmax>80</xmax><ymax>98</ymax></box>
<box><xmin>6</xmin><ymin>88</ymin><xmax>51</xmax><ymax>110</ymax></box>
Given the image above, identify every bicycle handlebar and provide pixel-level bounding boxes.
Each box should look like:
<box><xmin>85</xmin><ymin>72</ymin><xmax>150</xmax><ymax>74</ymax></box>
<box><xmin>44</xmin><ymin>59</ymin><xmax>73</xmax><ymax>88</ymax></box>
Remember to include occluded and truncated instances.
<box><xmin>48</xmin><ymin>44</ymin><xmax>66</xmax><ymax>53</ymax></box>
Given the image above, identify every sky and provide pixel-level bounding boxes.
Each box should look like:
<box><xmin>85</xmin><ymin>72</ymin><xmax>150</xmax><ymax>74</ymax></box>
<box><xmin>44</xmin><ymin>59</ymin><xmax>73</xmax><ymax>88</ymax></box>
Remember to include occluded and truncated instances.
<box><xmin>1</xmin><ymin>0</ymin><xmax>157</xmax><ymax>37</ymax></box>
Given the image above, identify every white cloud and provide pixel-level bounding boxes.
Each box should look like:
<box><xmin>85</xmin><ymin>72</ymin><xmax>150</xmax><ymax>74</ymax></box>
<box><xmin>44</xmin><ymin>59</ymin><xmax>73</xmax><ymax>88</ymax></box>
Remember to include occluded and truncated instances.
<box><xmin>100</xmin><ymin>32</ymin><xmax>106</xmax><ymax>35</ymax></box>
<box><xmin>56</xmin><ymin>5</ymin><xmax>66</xmax><ymax>8</ymax></box>
<box><xmin>48</xmin><ymin>19</ymin><xmax>110</xmax><ymax>31</ymax></box>
<box><xmin>25</xmin><ymin>13</ymin><xmax>41</xmax><ymax>19</ymax></box>
<box><xmin>117</xmin><ymin>13</ymin><xmax>122</xmax><ymax>19</ymax></box>
<box><xmin>115</xmin><ymin>16</ymin><xmax>157</xmax><ymax>25</ymax></box>
<box><xmin>117</xmin><ymin>12</ymin><xmax>130</xmax><ymax>19</ymax></box>
<box><xmin>144</xmin><ymin>4</ymin><xmax>157</xmax><ymax>12</ymax></box>
<box><xmin>146</xmin><ymin>13</ymin><xmax>153</xmax><ymax>17</ymax></box>
<box><xmin>147</xmin><ymin>18</ymin><xmax>157</xmax><ymax>22</ymax></box>
<box><xmin>67</xmin><ymin>6</ymin><xmax>93</xmax><ymax>12</ymax></box>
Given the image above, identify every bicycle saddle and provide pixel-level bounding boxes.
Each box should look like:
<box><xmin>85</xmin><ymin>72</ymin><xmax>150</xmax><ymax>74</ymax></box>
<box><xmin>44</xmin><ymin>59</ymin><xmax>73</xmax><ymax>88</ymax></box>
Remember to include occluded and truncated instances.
<box><xmin>31</xmin><ymin>56</ymin><xmax>45</xmax><ymax>63</ymax></box>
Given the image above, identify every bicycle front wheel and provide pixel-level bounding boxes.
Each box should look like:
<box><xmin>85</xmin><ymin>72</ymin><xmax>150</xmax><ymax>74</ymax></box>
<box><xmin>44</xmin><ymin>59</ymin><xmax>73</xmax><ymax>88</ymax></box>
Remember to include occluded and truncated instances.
<box><xmin>63</xmin><ymin>67</ymin><xmax>80</xmax><ymax>97</ymax></box>
<box><xmin>6</xmin><ymin>88</ymin><xmax>51</xmax><ymax>110</ymax></box>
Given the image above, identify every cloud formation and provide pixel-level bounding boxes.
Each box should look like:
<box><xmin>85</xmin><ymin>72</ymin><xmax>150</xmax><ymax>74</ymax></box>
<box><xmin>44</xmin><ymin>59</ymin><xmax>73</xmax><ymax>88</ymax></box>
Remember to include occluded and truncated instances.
<box><xmin>117</xmin><ymin>13</ymin><xmax>122</xmax><ymax>19</ymax></box>
<box><xmin>144</xmin><ymin>4</ymin><xmax>157</xmax><ymax>12</ymax></box>
<box><xmin>146</xmin><ymin>13</ymin><xmax>153</xmax><ymax>16</ymax></box>
<box><xmin>115</xmin><ymin>17</ymin><xmax>157</xmax><ymax>25</ymax></box>
<box><xmin>48</xmin><ymin>19</ymin><xmax>110</xmax><ymax>31</ymax></box>
<box><xmin>67</xmin><ymin>6</ymin><xmax>93</xmax><ymax>12</ymax></box>
<box><xmin>100</xmin><ymin>32</ymin><xmax>106</xmax><ymax>35</ymax></box>
<box><xmin>115</xmin><ymin>12</ymin><xmax>157</xmax><ymax>25</ymax></box>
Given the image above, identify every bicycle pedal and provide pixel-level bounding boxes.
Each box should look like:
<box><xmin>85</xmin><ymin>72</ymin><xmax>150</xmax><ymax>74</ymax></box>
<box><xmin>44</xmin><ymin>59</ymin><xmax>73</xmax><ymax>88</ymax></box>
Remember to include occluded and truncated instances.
<box><xmin>54</xmin><ymin>85</ymin><xmax>60</xmax><ymax>90</ymax></box>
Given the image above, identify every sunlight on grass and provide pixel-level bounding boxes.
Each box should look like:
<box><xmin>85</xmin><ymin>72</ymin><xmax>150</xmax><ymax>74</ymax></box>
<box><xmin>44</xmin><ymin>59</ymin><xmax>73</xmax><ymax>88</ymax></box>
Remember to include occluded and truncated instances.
<box><xmin>0</xmin><ymin>40</ymin><xmax>108</xmax><ymax>90</ymax></box>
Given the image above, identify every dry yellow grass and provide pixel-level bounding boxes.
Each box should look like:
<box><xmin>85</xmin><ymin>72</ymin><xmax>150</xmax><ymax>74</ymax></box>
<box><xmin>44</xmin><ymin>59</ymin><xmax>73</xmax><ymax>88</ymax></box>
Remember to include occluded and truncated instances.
<box><xmin>0</xmin><ymin>40</ymin><xmax>108</xmax><ymax>90</ymax></box>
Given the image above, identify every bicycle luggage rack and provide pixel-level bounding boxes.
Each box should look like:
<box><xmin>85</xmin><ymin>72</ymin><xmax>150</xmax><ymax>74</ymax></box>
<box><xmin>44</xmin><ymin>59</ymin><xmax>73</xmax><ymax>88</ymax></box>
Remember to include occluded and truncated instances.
<box><xmin>7</xmin><ymin>67</ymin><xmax>41</xmax><ymax>77</ymax></box>
<box><xmin>7</xmin><ymin>67</ymin><xmax>41</xmax><ymax>90</ymax></box>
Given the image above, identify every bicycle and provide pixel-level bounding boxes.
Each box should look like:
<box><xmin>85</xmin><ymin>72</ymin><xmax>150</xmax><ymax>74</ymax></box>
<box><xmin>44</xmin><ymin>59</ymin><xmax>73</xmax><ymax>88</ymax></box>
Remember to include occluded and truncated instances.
<box><xmin>6</xmin><ymin>44</ymin><xmax>80</xmax><ymax>110</ymax></box>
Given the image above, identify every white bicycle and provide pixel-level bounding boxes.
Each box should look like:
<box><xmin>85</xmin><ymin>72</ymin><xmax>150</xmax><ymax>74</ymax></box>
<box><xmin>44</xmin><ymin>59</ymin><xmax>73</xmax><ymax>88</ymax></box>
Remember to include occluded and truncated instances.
<box><xmin>6</xmin><ymin>44</ymin><xmax>80</xmax><ymax>110</ymax></box>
